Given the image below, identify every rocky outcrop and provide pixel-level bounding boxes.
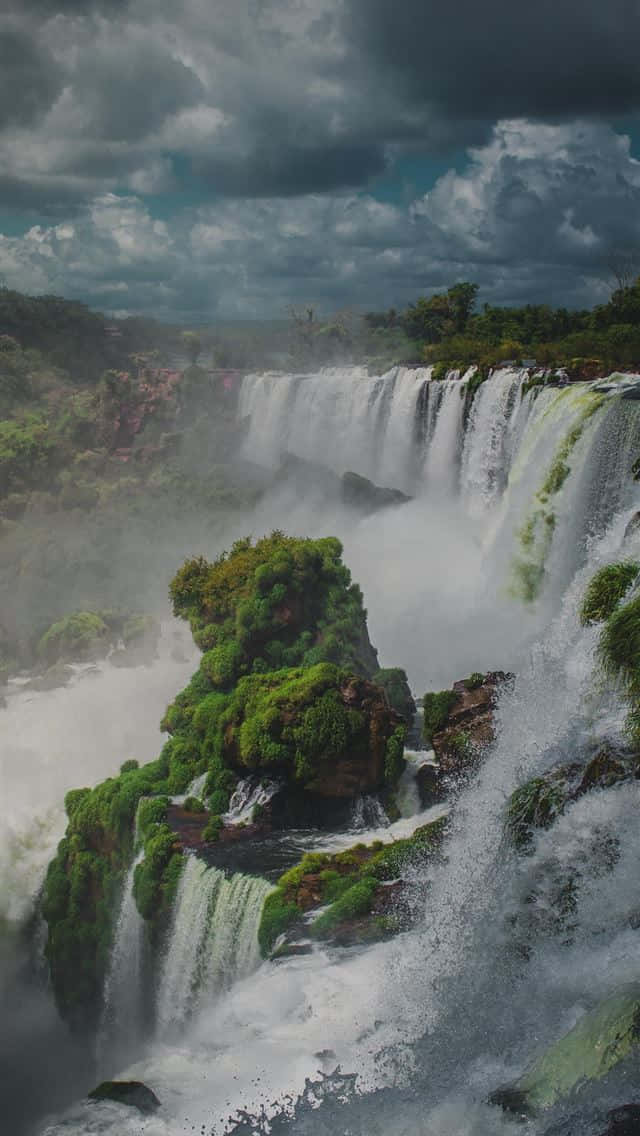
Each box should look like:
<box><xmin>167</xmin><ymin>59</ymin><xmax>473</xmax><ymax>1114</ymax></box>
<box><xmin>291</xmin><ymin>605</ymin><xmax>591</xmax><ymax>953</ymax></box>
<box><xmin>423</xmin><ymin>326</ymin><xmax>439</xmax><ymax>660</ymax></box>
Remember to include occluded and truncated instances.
<box><xmin>491</xmin><ymin>986</ymin><xmax>640</xmax><ymax>1116</ymax></box>
<box><xmin>425</xmin><ymin>672</ymin><xmax>512</xmax><ymax>776</ymax></box>
<box><xmin>598</xmin><ymin>1104</ymin><xmax>640</xmax><ymax>1135</ymax></box>
<box><xmin>341</xmin><ymin>471</ymin><xmax>411</xmax><ymax>512</ymax></box>
<box><xmin>506</xmin><ymin>747</ymin><xmax>639</xmax><ymax>849</ymax></box>
<box><xmin>258</xmin><ymin>815</ymin><xmax>447</xmax><ymax>957</ymax></box>
<box><xmin>88</xmin><ymin>1081</ymin><xmax>160</xmax><ymax>1114</ymax></box>
<box><xmin>274</xmin><ymin>454</ymin><xmax>412</xmax><ymax>515</ymax></box>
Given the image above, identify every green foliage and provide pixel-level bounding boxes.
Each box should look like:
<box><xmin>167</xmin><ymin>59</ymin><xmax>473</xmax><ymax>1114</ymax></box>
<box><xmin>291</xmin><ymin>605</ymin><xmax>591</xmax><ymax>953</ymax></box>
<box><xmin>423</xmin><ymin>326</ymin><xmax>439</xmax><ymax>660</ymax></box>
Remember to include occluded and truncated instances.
<box><xmin>183</xmin><ymin>796</ymin><xmax>204</xmax><ymax>813</ymax></box>
<box><xmin>580</xmin><ymin>562</ymin><xmax>639</xmax><ymax>625</ymax></box>
<box><xmin>310</xmin><ymin>877</ymin><xmax>379</xmax><ymax>937</ymax></box>
<box><xmin>505</xmin><ymin>777</ymin><xmax>568</xmax><ymax>849</ymax></box>
<box><xmin>511</xmin><ymin>396</ymin><xmax>605</xmax><ymax>603</ymax></box>
<box><xmin>169</xmin><ymin>533</ymin><xmax>378</xmax><ymax>686</ymax></box>
<box><xmin>384</xmin><ymin>725</ymin><xmax>407</xmax><ymax>783</ymax></box>
<box><xmin>372</xmin><ymin>667</ymin><xmax>415</xmax><ymax>720</ymax></box>
<box><xmin>37</xmin><ymin>611</ymin><xmax>111</xmax><ymax>664</ymax></box>
<box><xmin>202</xmin><ymin>815</ymin><xmax>224</xmax><ymax>842</ymax></box>
<box><xmin>422</xmin><ymin>689</ymin><xmax>457</xmax><ymax>743</ymax></box>
<box><xmin>258</xmin><ymin>890</ymin><xmax>301</xmax><ymax>956</ymax></box>
<box><xmin>599</xmin><ymin>594</ymin><xmax>640</xmax><ymax>743</ymax></box>
<box><xmin>133</xmin><ymin>825</ymin><xmax>183</xmax><ymax>921</ymax></box>
<box><xmin>258</xmin><ymin>816</ymin><xmax>447</xmax><ymax>955</ymax></box>
<box><xmin>42</xmin><ymin>758</ymin><xmax>172</xmax><ymax>1029</ymax></box>
<box><xmin>463</xmin><ymin>672</ymin><xmax>485</xmax><ymax>690</ymax></box>
<box><xmin>0</xmin><ymin>415</ymin><xmax>57</xmax><ymax>495</ymax></box>
<box><xmin>119</xmin><ymin>759</ymin><xmax>139</xmax><ymax>774</ymax></box>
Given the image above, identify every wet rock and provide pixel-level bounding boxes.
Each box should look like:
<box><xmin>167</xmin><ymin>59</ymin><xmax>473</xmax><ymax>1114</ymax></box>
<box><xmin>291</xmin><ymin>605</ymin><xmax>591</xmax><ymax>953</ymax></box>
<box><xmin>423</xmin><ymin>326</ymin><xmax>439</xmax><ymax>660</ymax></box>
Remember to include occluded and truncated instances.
<box><xmin>341</xmin><ymin>470</ymin><xmax>411</xmax><ymax>512</ymax></box>
<box><xmin>26</xmin><ymin>662</ymin><xmax>74</xmax><ymax>691</ymax></box>
<box><xmin>624</xmin><ymin>511</ymin><xmax>640</xmax><ymax>539</ymax></box>
<box><xmin>430</xmin><ymin>672</ymin><xmax>513</xmax><ymax>775</ymax></box>
<box><xmin>598</xmin><ymin>1104</ymin><xmax>640</xmax><ymax>1135</ymax></box>
<box><xmin>88</xmin><ymin>1081</ymin><xmax>160</xmax><ymax>1114</ymax></box>
<box><xmin>490</xmin><ymin>986</ymin><xmax>640</xmax><ymax>1114</ymax></box>
<box><xmin>506</xmin><ymin>748</ymin><xmax>635</xmax><ymax>849</ymax></box>
<box><xmin>415</xmin><ymin>761</ymin><xmax>446</xmax><ymax>807</ymax></box>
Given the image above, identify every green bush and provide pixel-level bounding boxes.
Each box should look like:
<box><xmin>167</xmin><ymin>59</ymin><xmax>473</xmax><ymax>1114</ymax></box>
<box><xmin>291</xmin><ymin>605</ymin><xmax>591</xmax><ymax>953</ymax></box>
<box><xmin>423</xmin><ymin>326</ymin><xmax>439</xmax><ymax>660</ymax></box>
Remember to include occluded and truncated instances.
<box><xmin>183</xmin><ymin>796</ymin><xmax>205</xmax><ymax>813</ymax></box>
<box><xmin>310</xmin><ymin>877</ymin><xmax>379</xmax><ymax>937</ymax></box>
<box><xmin>37</xmin><ymin>611</ymin><xmax>111</xmax><ymax>664</ymax></box>
<box><xmin>423</xmin><ymin>689</ymin><xmax>457</xmax><ymax>743</ymax></box>
<box><xmin>580</xmin><ymin>562</ymin><xmax>639</xmax><ymax>625</ymax></box>
<box><xmin>203</xmin><ymin>815</ymin><xmax>224</xmax><ymax>842</ymax></box>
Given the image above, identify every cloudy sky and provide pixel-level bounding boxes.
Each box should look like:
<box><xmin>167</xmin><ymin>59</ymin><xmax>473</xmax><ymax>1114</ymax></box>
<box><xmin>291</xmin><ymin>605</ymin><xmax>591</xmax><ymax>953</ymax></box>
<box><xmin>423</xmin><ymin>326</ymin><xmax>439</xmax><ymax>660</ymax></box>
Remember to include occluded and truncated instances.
<box><xmin>1</xmin><ymin>0</ymin><xmax>640</xmax><ymax>322</ymax></box>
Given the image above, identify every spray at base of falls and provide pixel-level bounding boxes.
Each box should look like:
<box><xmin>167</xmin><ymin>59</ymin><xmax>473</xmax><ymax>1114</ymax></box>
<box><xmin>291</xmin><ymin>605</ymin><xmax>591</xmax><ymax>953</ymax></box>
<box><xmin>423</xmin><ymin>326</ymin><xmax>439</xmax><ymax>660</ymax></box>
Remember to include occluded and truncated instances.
<box><xmin>23</xmin><ymin>368</ymin><xmax>640</xmax><ymax>1134</ymax></box>
<box><xmin>156</xmin><ymin>857</ymin><xmax>271</xmax><ymax>1034</ymax></box>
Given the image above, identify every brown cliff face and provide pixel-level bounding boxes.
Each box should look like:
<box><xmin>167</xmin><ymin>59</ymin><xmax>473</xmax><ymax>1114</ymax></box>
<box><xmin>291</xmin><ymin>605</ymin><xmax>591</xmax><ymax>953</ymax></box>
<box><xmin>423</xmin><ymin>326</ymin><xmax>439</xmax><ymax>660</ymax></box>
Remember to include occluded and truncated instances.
<box><xmin>431</xmin><ymin>672</ymin><xmax>513</xmax><ymax>775</ymax></box>
<box><xmin>304</xmin><ymin>676</ymin><xmax>402</xmax><ymax>798</ymax></box>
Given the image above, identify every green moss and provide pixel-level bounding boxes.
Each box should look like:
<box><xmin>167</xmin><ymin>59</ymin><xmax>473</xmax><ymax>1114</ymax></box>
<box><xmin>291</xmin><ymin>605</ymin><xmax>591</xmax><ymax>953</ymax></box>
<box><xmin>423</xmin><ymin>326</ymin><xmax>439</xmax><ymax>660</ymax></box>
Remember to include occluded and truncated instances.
<box><xmin>257</xmin><ymin>816</ymin><xmax>447</xmax><ymax>956</ymax></box>
<box><xmin>133</xmin><ymin>825</ymin><xmax>183</xmax><ymax>922</ymax></box>
<box><xmin>372</xmin><ymin>667</ymin><xmax>415</xmax><ymax>720</ymax></box>
<box><xmin>580</xmin><ymin>562</ymin><xmax>639</xmax><ymax>625</ymax></box>
<box><xmin>422</xmin><ymin>689</ymin><xmax>457</xmax><ymax>743</ymax></box>
<box><xmin>310</xmin><ymin>876</ymin><xmax>379</xmax><ymax>937</ymax></box>
<box><xmin>463</xmin><ymin>672</ymin><xmax>485</xmax><ymax>690</ymax></box>
<box><xmin>431</xmin><ymin>362</ymin><xmax>448</xmax><ymax>381</ymax></box>
<box><xmin>599</xmin><ymin>592</ymin><xmax>640</xmax><ymax>694</ymax></box>
<box><xmin>202</xmin><ymin>815</ymin><xmax>224</xmax><ymax>842</ymax></box>
<box><xmin>506</xmin><ymin>776</ymin><xmax>568</xmax><ymax>849</ymax></box>
<box><xmin>511</xmin><ymin>395</ymin><xmax>605</xmax><ymax>603</ymax></box>
<box><xmin>37</xmin><ymin>611</ymin><xmax>111</xmax><ymax>664</ymax></box>
<box><xmin>183</xmin><ymin>796</ymin><xmax>204</xmax><ymax>813</ymax></box>
<box><xmin>257</xmin><ymin>890</ymin><xmax>301</xmax><ymax>955</ymax></box>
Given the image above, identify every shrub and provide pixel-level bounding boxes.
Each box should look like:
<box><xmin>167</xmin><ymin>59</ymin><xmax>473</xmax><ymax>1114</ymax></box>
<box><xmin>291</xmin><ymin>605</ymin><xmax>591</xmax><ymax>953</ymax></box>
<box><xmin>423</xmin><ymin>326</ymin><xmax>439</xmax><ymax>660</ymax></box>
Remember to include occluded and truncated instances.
<box><xmin>580</xmin><ymin>562</ymin><xmax>639</xmax><ymax>625</ymax></box>
<box><xmin>183</xmin><ymin>796</ymin><xmax>205</xmax><ymax>813</ymax></box>
<box><xmin>422</xmin><ymin>689</ymin><xmax>457</xmax><ymax>743</ymax></box>
<box><xmin>203</xmin><ymin>815</ymin><xmax>224</xmax><ymax>842</ymax></box>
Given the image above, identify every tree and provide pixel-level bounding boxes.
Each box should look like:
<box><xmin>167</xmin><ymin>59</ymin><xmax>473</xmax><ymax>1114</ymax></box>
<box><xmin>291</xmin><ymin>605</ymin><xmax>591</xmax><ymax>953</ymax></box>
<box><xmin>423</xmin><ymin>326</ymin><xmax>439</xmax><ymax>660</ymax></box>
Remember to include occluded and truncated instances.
<box><xmin>180</xmin><ymin>330</ymin><xmax>202</xmax><ymax>365</ymax></box>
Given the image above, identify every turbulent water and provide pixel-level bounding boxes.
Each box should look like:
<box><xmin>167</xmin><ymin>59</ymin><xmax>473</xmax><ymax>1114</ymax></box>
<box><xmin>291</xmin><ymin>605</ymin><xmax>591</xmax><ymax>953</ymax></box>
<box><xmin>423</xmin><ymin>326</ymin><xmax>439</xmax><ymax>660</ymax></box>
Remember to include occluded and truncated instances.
<box><xmin>4</xmin><ymin>365</ymin><xmax>640</xmax><ymax>1136</ymax></box>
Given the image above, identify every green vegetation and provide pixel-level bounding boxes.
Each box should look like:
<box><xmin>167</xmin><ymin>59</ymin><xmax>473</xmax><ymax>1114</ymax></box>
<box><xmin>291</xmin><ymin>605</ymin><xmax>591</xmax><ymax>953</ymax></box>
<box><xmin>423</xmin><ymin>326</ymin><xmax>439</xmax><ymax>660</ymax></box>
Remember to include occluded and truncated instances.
<box><xmin>257</xmin><ymin>817</ymin><xmax>447</xmax><ymax>955</ymax></box>
<box><xmin>511</xmin><ymin>395</ymin><xmax>605</xmax><ymax>603</ymax></box>
<box><xmin>372</xmin><ymin>667</ymin><xmax>416</xmax><ymax>721</ymax></box>
<box><xmin>366</xmin><ymin>276</ymin><xmax>640</xmax><ymax>375</ymax></box>
<box><xmin>580</xmin><ymin>562</ymin><xmax>640</xmax><ymax>625</ymax></box>
<box><xmin>422</xmin><ymin>689</ymin><xmax>458</xmax><ymax>743</ymax></box>
<box><xmin>43</xmin><ymin>534</ymin><xmax>408</xmax><ymax>1027</ymax></box>
<box><xmin>506</xmin><ymin>775</ymin><xmax>568</xmax><ymax>849</ymax></box>
<box><xmin>37</xmin><ymin>611</ymin><xmax>110</xmax><ymax>664</ymax></box>
<box><xmin>169</xmin><ymin>532</ymin><xmax>378</xmax><ymax>679</ymax></box>
<box><xmin>42</xmin><ymin>757</ymin><xmax>173</xmax><ymax>1030</ymax></box>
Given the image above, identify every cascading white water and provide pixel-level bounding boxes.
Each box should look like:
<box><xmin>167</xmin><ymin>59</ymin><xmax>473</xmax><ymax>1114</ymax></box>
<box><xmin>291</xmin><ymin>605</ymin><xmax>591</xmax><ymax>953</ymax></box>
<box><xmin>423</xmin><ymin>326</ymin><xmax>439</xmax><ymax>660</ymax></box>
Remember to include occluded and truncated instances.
<box><xmin>28</xmin><ymin>368</ymin><xmax>640</xmax><ymax>1136</ymax></box>
<box><xmin>156</xmin><ymin>856</ymin><xmax>270</xmax><ymax>1033</ymax></box>
<box><xmin>99</xmin><ymin>849</ymin><xmax>145</xmax><ymax>1057</ymax></box>
<box><xmin>459</xmin><ymin>368</ymin><xmax>527</xmax><ymax>514</ymax></box>
<box><xmin>224</xmin><ymin>776</ymin><xmax>280</xmax><ymax>824</ymax></box>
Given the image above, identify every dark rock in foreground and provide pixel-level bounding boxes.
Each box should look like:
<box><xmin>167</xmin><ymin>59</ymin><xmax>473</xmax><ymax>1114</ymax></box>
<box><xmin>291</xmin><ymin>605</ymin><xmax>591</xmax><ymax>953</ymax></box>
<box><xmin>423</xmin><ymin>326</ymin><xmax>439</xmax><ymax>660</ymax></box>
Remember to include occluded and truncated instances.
<box><xmin>598</xmin><ymin>1104</ymin><xmax>640</xmax><ymax>1135</ymax></box>
<box><xmin>88</xmin><ymin>1081</ymin><xmax>160</xmax><ymax>1114</ymax></box>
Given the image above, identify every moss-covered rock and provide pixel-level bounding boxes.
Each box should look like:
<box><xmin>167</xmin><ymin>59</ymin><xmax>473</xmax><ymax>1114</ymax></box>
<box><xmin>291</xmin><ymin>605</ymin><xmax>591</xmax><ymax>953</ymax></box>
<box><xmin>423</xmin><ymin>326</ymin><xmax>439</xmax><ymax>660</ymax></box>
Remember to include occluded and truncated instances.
<box><xmin>373</xmin><ymin>667</ymin><xmax>416</xmax><ymax>722</ymax></box>
<box><xmin>491</xmin><ymin>986</ymin><xmax>640</xmax><ymax>1115</ymax></box>
<box><xmin>37</xmin><ymin>611</ymin><xmax>111</xmax><ymax>665</ymax></box>
<box><xmin>168</xmin><ymin>532</ymin><xmax>379</xmax><ymax>679</ymax></box>
<box><xmin>580</xmin><ymin>562</ymin><xmax>639</xmax><ymax>625</ymax></box>
<box><xmin>43</xmin><ymin>533</ymin><xmax>409</xmax><ymax>1030</ymax></box>
<box><xmin>423</xmin><ymin>672</ymin><xmax>511</xmax><ymax>774</ymax></box>
<box><xmin>505</xmin><ymin>748</ymin><xmax>637</xmax><ymax>850</ymax></box>
<box><xmin>42</xmin><ymin>759</ymin><xmax>180</xmax><ymax>1031</ymax></box>
<box><xmin>258</xmin><ymin>816</ymin><xmax>448</xmax><ymax>956</ymax></box>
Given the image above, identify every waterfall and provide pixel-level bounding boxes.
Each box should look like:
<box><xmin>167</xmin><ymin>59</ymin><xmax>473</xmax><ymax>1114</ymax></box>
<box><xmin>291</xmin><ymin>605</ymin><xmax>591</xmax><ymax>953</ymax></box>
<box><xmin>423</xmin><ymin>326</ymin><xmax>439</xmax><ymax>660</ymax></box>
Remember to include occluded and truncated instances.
<box><xmin>99</xmin><ymin>849</ymin><xmax>145</xmax><ymax>1056</ymax></box>
<box><xmin>224</xmin><ymin>776</ymin><xmax>280</xmax><ymax>824</ymax></box>
<box><xmin>422</xmin><ymin>378</ymin><xmax>466</xmax><ymax>495</ymax></box>
<box><xmin>350</xmin><ymin>795</ymin><xmax>390</xmax><ymax>831</ymax></box>
<box><xmin>30</xmin><ymin>367</ymin><xmax>640</xmax><ymax>1136</ymax></box>
<box><xmin>156</xmin><ymin>856</ymin><xmax>270</xmax><ymax>1033</ymax></box>
<box><xmin>459</xmin><ymin>367</ymin><xmax>527</xmax><ymax>514</ymax></box>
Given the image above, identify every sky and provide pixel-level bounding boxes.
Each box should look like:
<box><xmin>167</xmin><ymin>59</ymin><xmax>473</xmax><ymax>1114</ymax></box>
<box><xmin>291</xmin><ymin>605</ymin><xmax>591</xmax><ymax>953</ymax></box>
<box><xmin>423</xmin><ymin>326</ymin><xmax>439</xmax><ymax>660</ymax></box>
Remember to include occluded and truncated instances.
<box><xmin>1</xmin><ymin>0</ymin><xmax>640</xmax><ymax>322</ymax></box>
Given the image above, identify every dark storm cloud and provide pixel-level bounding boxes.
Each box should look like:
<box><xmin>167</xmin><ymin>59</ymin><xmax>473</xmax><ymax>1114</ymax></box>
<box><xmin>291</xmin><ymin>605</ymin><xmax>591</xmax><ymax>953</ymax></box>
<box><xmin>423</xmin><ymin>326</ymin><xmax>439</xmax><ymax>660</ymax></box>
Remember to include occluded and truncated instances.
<box><xmin>345</xmin><ymin>0</ymin><xmax>640</xmax><ymax>124</ymax></box>
<box><xmin>191</xmin><ymin>139</ymin><xmax>387</xmax><ymax>197</ymax></box>
<box><xmin>0</xmin><ymin>26</ymin><xmax>63</xmax><ymax>129</ymax></box>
